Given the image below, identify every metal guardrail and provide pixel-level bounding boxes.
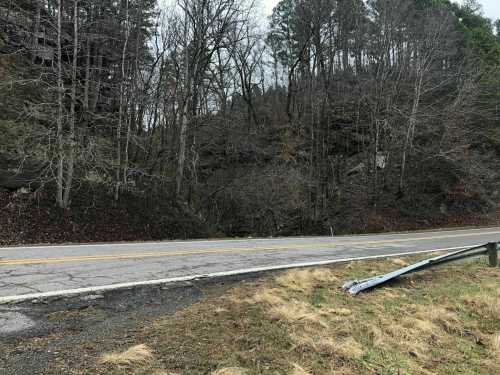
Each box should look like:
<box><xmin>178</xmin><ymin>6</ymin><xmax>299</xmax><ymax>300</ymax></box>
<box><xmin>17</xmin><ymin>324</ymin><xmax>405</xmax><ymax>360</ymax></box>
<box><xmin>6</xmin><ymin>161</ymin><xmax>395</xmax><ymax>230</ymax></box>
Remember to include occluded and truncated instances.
<box><xmin>343</xmin><ymin>242</ymin><xmax>499</xmax><ymax>295</ymax></box>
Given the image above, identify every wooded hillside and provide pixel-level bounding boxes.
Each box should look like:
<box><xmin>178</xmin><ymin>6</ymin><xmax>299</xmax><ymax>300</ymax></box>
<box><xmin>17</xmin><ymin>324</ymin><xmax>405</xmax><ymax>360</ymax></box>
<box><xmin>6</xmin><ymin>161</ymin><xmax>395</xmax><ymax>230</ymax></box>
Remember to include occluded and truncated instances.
<box><xmin>1</xmin><ymin>0</ymin><xmax>499</xmax><ymax>243</ymax></box>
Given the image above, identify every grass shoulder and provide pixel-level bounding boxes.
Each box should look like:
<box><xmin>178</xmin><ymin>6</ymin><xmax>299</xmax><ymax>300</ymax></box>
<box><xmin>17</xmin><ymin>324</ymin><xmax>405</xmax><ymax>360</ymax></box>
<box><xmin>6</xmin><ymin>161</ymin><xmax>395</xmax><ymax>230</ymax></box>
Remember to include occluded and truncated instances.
<box><xmin>94</xmin><ymin>256</ymin><xmax>499</xmax><ymax>375</ymax></box>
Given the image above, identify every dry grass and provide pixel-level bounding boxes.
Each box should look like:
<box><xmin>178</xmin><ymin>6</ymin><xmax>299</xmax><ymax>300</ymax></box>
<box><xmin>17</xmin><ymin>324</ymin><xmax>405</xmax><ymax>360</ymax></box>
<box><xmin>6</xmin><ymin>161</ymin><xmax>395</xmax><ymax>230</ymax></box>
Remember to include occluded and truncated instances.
<box><xmin>100</xmin><ymin>344</ymin><xmax>154</xmax><ymax>366</ymax></box>
<box><xmin>276</xmin><ymin>268</ymin><xmax>338</xmax><ymax>293</ymax></box>
<box><xmin>214</xmin><ymin>306</ymin><xmax>228</xmax><ymax>314</ymax></box>
<box><xmin>290</xmin><ymin>363</ymin><xmax>312</xmax><ymax>375</ymax></box>
<box><xmin>270</xmin><ymin>300</ymin><xmax>328</xmax><ymax>327</ymax></box>
<box><xmin>463</xmin><ymin>291</ymin><xmax>500</xmax><ymax>317</ymax></box>
<box><xmin>152</xmin><ymin>371</ymin><xmax>179</xmax><ymax>375</ymax></box>
<box><xmin>211</xmin><ymin>367</ymin><xmax>248</xmax><ymax>375</ymax></box>
<box><xmin>95</xmin><ymin>256</ymin><xmax>499</xmax><ymax>375</ymax></box>
<box><xmin>392</xmin><ymin>258</ymin><xmax>409</xmax><ymax>266</ymax></box>
<box><xmin>250</xmin><ymin>288</ymin><xmax>285</xmax><ymax>306</ymax></box>
<box><xmin>491</xmin><ymin>333</ymin><xmax>500</xmax><ymax>357</ymax></box>
<box><xmin>247</xmin><ymin>260</ymin><xmax>499</xmax><ymax>374</ymax></box>
<box><xmin>249</xmin><ymin>285</ymin><xmax>328</xmax><ymax>327</ymax></box>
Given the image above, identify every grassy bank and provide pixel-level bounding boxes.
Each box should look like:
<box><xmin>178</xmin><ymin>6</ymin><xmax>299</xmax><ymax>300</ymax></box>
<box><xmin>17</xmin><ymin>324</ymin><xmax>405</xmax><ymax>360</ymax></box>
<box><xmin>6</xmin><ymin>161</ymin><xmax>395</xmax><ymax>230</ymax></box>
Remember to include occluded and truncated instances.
<box><xmin>91</xmin><ymin>256</ymin><xmax>500</xmax><ymax>375</ymax></box>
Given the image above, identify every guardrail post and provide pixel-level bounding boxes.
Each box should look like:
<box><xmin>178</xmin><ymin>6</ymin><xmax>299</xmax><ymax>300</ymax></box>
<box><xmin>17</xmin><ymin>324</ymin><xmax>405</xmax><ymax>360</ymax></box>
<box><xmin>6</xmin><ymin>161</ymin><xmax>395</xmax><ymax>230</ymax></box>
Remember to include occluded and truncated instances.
<box><xmin>488</xmin><ymin>242</ymin><xmax>498</xmax><ymax>267</ymax></box>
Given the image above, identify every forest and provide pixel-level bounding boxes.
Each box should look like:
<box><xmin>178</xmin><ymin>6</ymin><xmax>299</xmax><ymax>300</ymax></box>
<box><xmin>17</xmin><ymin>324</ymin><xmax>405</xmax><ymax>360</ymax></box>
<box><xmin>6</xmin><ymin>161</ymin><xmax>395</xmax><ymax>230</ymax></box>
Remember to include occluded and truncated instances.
<box><xmin>0</xmin><ymin>0</ymin><xmax>499</xmax><ymax>243</ymax></box>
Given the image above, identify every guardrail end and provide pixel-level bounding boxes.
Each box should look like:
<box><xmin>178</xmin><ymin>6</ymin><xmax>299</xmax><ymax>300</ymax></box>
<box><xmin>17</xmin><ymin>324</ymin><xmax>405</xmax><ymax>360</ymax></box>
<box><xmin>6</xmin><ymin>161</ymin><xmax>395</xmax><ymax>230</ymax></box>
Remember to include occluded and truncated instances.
<box><xmin>487</xmin><ymin>242</ymin><xmax>498</xmax><ymax>267</ymax></box>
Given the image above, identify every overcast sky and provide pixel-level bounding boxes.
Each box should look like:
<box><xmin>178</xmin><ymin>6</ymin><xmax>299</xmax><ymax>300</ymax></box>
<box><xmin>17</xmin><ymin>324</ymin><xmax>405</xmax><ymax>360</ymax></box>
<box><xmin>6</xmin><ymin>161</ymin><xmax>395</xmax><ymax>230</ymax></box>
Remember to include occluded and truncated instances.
<box><xmin>262</xmin><ymin>0</ymin><xmax>500</xmax><ymax>21</ymax></box>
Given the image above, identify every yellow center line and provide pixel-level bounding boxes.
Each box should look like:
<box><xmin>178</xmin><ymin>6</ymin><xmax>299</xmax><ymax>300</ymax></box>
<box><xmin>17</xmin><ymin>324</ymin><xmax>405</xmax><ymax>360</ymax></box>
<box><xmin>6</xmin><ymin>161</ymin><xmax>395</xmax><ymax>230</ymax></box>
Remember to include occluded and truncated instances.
<box><xmin>1</xmin><ymin>230</ymin><xmax>498</xmax><ymax>266</ymax></box>
<box><xmin>0</xmin><ymin>244</ymin><xmax>337</xmax><ymax>266</ymax></box>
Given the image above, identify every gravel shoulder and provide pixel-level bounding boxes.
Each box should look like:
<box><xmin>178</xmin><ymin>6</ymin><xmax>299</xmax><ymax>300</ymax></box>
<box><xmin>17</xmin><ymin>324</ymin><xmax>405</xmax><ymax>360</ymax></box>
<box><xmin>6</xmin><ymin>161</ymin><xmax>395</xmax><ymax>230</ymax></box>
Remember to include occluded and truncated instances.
<box><xmin>0</xmin><ymin>275</ymin><xmax>255</xmax><ymax>375</ymax></box>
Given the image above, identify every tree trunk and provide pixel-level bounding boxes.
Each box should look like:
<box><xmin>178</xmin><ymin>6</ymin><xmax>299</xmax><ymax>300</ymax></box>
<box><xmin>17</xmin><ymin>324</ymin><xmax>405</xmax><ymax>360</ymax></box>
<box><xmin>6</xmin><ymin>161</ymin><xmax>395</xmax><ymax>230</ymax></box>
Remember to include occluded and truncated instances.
<box><xmin>31</xmin><ymin>0</ymin><xmax>41</xmax><ymax>63</ymax></box>
<box><xmin>63</xmin><ymin>0</ymin><xmax>79</xmax><ymax>208</ymax></box>
<box><xmin>177</xmin><ymin>92</ymin><xmax>190</xmax><ymax>196</ymax></box>
<box><xmin>56</xmin><ymin>0</ymin><xmax>64</xmax><ymax>208</ymax></box>
<box><xmin>91</xmin><ymin>53</ymin><xmax>102</xmax><ymax>114</ymax></box>
<box><xmin>115</xmin><ymin>0</ymin><xmax>130</xmax><ymax>201</ymax></box>
<box><xmin>399</xmin><ymin>71</ymin><xmax>423</xmax><ymax>192</ymax></box>
<box><xmin>83</xmin><ymin>3</ymin><xmax>92</xmax><ymax>121</ymax></box>
<box><xmin>176</xmin><ymin>8</ymin><xmax>192</xmax><ymax>197</ymax></box>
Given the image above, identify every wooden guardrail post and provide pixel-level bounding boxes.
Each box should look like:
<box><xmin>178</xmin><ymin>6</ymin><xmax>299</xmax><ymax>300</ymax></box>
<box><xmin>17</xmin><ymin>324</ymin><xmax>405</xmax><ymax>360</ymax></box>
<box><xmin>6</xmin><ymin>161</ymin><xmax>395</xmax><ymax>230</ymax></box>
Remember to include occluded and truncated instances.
<box><xmin>488</xmin><ymin>242</ymin><xmax>498</xmax><ymax>267</ymax></box>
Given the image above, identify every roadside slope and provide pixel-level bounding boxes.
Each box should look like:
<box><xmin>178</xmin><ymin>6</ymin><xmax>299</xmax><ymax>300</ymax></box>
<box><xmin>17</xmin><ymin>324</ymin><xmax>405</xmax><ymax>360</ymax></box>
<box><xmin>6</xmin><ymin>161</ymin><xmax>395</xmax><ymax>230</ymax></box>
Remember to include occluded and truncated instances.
<box><xmin>1</xmin><ymin>256</ymin><xmax>498</xmax><ymax>375</ymax></box>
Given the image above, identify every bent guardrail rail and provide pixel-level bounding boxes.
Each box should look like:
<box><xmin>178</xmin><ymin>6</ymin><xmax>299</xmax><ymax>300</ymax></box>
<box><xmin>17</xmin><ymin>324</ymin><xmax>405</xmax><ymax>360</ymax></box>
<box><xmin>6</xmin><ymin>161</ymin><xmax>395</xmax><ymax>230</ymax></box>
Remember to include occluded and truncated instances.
<box><xmin>343</xmin><ymin>242</ymin><xmax>499</xmax><ymax>295</ymax></box>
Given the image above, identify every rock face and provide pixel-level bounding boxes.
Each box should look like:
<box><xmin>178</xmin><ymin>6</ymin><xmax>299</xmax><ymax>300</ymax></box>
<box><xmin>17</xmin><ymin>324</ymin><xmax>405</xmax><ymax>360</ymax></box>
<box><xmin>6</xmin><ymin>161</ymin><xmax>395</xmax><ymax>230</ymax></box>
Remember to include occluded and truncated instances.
<box><xmin>0</xmin><ymin>153</ymin><xmax>44</xmax><ymax>191</ymax></box>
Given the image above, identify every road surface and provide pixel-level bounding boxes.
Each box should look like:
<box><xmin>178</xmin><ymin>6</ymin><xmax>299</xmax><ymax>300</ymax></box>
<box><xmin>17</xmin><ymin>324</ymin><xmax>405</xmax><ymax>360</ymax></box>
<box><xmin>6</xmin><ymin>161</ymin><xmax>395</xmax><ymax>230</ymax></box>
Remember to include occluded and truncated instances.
<box><xmin>1</xmin><ymin>227</ymin><xmax>499</xmax><ymax>303</ymax></box>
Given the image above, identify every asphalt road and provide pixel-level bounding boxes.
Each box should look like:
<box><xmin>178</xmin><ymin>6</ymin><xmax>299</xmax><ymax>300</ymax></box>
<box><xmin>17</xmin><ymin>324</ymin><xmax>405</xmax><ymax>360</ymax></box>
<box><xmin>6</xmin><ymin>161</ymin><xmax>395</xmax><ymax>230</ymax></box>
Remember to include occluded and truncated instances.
<box><xmin>1</xmin><ymin>227</ymin><xmax>499</xmax><ymax>303</ymax></box>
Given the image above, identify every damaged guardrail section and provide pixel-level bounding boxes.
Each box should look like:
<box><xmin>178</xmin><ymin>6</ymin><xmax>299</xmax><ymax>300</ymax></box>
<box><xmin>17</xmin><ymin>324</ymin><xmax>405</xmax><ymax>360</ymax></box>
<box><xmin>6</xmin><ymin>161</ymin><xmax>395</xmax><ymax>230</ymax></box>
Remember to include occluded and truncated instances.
<box><xmin>343</xmin><ymin>242</ymin><xmax>499</xmax><ymax>295</ymax></box>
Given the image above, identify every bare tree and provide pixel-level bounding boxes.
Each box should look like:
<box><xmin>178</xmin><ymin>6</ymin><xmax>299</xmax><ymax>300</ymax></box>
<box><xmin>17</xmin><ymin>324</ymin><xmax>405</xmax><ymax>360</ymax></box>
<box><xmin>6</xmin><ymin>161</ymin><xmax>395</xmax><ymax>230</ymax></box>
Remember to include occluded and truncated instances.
<box><xmin>62</xmin><ymin>0</ymin><xmax>79</xmax><ymax>207</ymax></box>
<box><xmin>115</xmin><ymin>0</ymin><xmax>130</xmax><ymax>201</ymax></box>
<box><xmin>56</xmin><ymin>0</ymin><xmax>65</xmax><ymax>208</ymax></box>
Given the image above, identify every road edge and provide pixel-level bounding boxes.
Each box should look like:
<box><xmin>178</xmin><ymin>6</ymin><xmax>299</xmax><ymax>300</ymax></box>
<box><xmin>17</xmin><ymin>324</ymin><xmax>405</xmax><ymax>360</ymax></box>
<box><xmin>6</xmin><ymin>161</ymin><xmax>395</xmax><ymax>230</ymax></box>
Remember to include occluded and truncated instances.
<box><xmin>0</xmin><ymin>246</ymin><xmax>471</xmax><ymax>305</ymax></box>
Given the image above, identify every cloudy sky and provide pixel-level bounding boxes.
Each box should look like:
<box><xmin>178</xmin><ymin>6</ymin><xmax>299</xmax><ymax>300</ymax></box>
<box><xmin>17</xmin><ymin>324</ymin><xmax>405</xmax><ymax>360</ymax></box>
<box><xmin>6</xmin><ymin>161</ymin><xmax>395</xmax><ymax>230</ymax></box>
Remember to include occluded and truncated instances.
<box><xmin>262</xmin><ymin>0</ymin><xmax>500</xmax><ymax>20</ymax></box>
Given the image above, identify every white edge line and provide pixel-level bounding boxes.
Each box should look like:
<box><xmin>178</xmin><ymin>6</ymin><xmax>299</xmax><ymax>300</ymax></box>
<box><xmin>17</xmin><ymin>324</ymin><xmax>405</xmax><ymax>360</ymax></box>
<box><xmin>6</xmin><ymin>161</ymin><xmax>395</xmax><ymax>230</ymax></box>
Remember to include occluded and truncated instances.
<box><xmin>0</xmin><ymin>245</ymin><xmax>476</xmax><ymax>304</ymax></box>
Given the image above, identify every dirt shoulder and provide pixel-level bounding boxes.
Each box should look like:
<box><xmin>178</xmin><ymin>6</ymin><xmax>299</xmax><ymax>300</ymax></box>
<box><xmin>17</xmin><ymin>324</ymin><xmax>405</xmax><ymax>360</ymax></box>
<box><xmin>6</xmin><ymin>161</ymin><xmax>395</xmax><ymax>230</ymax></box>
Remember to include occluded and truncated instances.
<box><xmin>1</xmin><ymin>257</ymin><xmax>499</xmax><ymax>375</ymax></box>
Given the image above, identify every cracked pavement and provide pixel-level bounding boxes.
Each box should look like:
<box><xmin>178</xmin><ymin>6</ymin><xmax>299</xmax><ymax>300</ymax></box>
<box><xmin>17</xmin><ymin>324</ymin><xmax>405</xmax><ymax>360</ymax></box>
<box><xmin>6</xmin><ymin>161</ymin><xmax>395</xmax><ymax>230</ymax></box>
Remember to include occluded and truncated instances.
<box><xmin>1</xmin><ymin>227</ymin><xmax>499</xmax><ymax>301</ymax></box>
